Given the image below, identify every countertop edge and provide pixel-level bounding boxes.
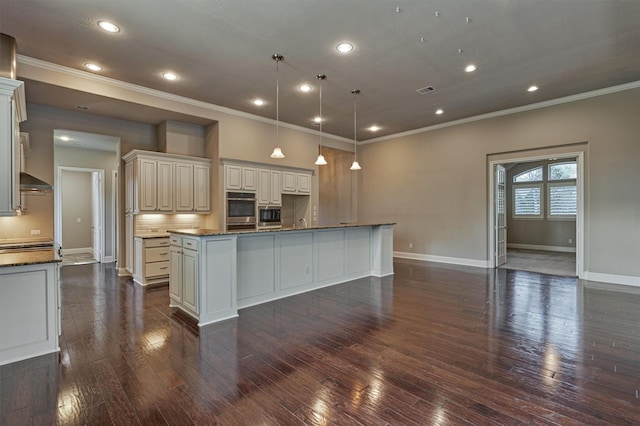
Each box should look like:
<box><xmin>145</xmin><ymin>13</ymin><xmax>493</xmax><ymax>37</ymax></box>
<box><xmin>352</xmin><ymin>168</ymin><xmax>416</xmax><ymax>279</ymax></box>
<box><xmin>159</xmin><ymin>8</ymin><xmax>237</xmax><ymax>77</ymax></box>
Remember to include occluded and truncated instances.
<box><xmin>168</xmin><ymin>223</ymin><xmax>396</xmax><ymax>237</ymax></box>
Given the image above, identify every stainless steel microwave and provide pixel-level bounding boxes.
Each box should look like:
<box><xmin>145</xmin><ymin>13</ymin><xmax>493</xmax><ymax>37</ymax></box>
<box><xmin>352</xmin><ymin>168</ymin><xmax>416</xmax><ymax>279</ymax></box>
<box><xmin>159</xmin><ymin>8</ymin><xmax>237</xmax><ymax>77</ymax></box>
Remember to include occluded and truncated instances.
<box><xmin>258</xmin><ymin>205</ymin><xmax>281</xmax><ymax>229</ymax></box>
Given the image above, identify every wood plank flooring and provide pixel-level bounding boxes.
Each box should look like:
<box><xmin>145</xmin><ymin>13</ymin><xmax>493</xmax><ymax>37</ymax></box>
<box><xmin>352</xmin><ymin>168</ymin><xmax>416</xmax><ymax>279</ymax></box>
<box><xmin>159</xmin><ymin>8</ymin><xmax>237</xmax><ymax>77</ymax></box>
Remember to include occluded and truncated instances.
<box><xmin>2</xmin><ymin>259</ymin><xmax>640</xmax><ymax>425</ymax></box>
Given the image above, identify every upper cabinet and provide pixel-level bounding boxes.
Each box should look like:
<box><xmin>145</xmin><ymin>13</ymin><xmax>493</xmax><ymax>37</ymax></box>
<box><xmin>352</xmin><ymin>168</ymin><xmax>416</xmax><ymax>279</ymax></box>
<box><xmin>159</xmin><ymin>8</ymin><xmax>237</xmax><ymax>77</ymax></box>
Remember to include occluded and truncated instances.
<box><xmin>225</xmin><ymin>165</ymin><xmax>257</xmax><ymax>192</ymax></box>
<box><xmin>282</xmin><ymin>171</ymin><xmax>311</xmax><ymax>195</ymax></box>
<box><xmin>257</xmin><ymin>168</ymin><xmax>281</xmax><ymax>205</ymax></box>
<box><xmin>0</xmin><ymin>78</ymin><xmax>26</xmax><ymax>216</ymax></box>
<box><xmin>123</xmin><ymin>150</ymin><xmax>211</xmax><ymax>214</ymax></box>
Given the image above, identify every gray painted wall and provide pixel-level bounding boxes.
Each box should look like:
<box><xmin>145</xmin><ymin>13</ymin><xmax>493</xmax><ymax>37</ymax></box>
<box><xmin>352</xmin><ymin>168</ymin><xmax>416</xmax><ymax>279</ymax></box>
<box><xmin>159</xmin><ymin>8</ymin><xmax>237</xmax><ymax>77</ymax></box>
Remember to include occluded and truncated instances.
<box><xmin>61</xmin><ymin>170</ymin><xmax>91</xmax><ymax>249</ymax></box>
<box><xmin>359</xmin><ymin>87</ymin><xmax>640</xmax><ymax>278</ymax></box>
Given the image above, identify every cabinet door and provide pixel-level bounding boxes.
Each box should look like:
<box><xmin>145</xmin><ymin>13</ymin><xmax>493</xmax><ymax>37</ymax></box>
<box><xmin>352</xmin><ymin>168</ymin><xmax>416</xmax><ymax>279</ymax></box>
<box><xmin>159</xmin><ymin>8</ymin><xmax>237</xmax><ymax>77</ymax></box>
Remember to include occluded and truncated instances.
<box><xmin>242</xmin><ymin>167</ymin><xmax>257</xmax><ymax>191</ymax></box>
<box><xmin>182</xmin><ymin>248</ymin><xmax>199</xmax><ymax>314</ymax></box>
<box><xmin>257</xmin><ymin>168</ymin><xmax>271</xmax><ymax>205</ymax></box>
<box><xmin>125</xmin><ymin>214</ymin><xmax>134</xmax><ymax>273</ymax></box>
<box><xmin>225</xmin><ymin>165</ymin><xmax>242</xmax><ymax>191</ymax></box>
<box><xmin>270</xmin><ymin>170</ymin><xmax>282</xmax><ymax>204</ymax></box>
<box><xmin>157</xmin><ymin>161</ymin><xmax>174</xmax><ymax>212</ymax></box>
<box><xmin>175</xmin><ymin>162</ymin><xmax>194</xmax><ymax>211</ymax></box>
<box><xmin>124</xmin><ymin>161</ymin><xmax>133</xmax><ymax>213</ymax></box>
<box><xmin>194</xmin><ymin>164</ymin><xmax>210</xmax><ymax>212</ymax></box>
<box><xmin>138</xmin><ymin>159</ymin><xmax>157</xmax><ymax>211</ymax></box>
<box><xmin>169</xmin><ymin>245</ymin><xmax>183</xmax><ymax>302</ymax></box>
<box><xmin>297</xmin><ymin>173</ymin><xmax>311</xmax><ymax>194</ymax></box>
<box><xmin>282</xmin><ymin>171</ymin><xmax>297</xmax><ymax>193</ymax></box>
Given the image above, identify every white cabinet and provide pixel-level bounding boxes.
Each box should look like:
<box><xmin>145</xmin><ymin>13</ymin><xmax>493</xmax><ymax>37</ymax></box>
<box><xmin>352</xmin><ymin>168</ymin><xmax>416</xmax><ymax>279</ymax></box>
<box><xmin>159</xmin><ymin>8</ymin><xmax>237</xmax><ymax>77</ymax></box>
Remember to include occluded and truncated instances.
<box><xmin>175</xmin><ymin>161</ymin><xmax>211</xmax><ymax>212</ymax></box>
<box><xmin>169</xmin><ymin>236</ymin><xmax>199</xmax><ymax>317</ymax></box>
<box><xmin>257</xmin><ymin>168</ymin><xmax>282</xmax><ymax>205</ymax></box>
<box><xmin>125</xmin><ymin>214</ymin><xmax>134</xmax><ymax>273</ymax></box>
<box><xmin>0</xmin><ymin>262</ymin><xmax>59</xmax><ymax>366</ymax></box>
<box><xmin>0</xmin><ymin>77</ymin><xmax>26</xmax><ymax>216</ymax></box>
<box><xmin>122</xmin><ymin>150</ymin><xmax>211</xmax><ymax>214</ymax></box>
<box><xmin>133</xmin><ymin>158</ymin><xmax>174</xmax><ymax>213</ymax></box>
<box><xmin>133</xmin><ymin>237</ymin><xmax>170</xmax><ymax>286</ymax></box>
<box><xmin>225</xmin><ymin>165</ymin><xmax>257</xmax><ymax>191</ymax></box>
<box><xmin>282</xmin><ymin>171</ymin><xmax>312</xmax><ymax>194</ymax></box>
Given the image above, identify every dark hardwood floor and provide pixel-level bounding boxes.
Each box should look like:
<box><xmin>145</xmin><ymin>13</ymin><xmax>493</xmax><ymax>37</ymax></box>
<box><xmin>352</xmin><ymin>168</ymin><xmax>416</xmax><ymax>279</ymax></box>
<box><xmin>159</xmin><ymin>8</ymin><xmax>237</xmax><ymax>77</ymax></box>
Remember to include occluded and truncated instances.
<box><xmin>2</xmin><ymin>259</ymin><xmax>640</xmax><ymax>425</ymax></box>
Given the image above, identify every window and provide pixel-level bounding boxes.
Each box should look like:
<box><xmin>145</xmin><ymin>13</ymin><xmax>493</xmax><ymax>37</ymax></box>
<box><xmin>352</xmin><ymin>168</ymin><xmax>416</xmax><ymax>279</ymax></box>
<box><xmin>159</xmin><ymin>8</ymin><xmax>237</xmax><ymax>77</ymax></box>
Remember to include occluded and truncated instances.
<box><xmin>549</xmin><ymin>162</ymin><xmax>577</xmax><ymax>180</ymax></box>
<box><xmin>514</xmin><ymin>167</ymin><xmax>543</xmax><ymax>182</ymax></box>
<box><xmin>548</xmin><ymin>183</ymin><xmax>577</xmax><ymax>218</ymax></box>
<box><xmin>513</xmin><ymin>184</ymin><xmax>543</xmax><ymax>219</ymax></box>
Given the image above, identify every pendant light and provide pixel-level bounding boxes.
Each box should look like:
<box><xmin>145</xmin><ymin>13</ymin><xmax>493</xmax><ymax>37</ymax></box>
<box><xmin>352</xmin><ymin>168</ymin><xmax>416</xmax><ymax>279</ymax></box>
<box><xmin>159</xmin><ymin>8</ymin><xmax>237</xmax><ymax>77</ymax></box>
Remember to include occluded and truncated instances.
<box><xmin>350</xmin><ymin>89</ymin><xmax>362</xmax><ymax>171</ymax></box>
<box><xmin>314</xmin><ymin>74</ymin><xmax>328</xmax><ymax>166</ymax></box>
<box><xmin>270</xmin><ymin>54</ymin><xmax>285</xmax><ymax>159</ymax></box>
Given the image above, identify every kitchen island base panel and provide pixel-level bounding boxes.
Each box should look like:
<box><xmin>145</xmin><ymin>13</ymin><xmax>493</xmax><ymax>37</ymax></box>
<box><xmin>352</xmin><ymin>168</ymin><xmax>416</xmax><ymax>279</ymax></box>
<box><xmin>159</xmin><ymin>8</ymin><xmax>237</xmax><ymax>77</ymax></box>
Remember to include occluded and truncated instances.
<box><xmin>169</xmin><ymin>224</ymin><xmax>394</xmax><ymax>326</ymax></box>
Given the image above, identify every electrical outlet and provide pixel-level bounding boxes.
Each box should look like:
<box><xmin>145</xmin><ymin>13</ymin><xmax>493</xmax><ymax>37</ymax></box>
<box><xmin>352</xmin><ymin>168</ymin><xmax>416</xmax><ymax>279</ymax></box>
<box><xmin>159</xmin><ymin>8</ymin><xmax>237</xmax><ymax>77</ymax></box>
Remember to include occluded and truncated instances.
<box><xmin>77</xmin><ymin>218</ymin><xmax>81</xmax><ymax>223</ymax></box>
<box><xmin>30</xmin><ymin>229</ymin><xmax>41</xmax><ymax>235</ymax></box>
<box><xmin>409</xmin><ymin>243</ymin><xmax>413</xmax><ymax>249</ymax></box>
<box><xmin>568</xmin><ymin>238</ymin><xmax>573</xmax><ymax>244</ymax></box>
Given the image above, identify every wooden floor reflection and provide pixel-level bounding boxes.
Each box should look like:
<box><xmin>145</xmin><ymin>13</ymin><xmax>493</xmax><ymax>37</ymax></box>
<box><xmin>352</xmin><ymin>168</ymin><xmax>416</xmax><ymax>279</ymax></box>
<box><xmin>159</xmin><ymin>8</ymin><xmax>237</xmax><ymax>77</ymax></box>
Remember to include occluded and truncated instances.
<box><xmin>2</xmin><ymin>259</ymin><xmax>640</xmax><ymax>424</ymax></box>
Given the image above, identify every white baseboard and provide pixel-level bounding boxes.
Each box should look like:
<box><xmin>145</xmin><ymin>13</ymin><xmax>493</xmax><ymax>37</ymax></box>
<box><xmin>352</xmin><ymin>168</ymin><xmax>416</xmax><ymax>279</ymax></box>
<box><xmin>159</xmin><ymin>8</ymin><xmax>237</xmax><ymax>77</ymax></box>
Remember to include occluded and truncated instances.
<box><xmin>62</xmin><ymin>247</ymin><xmax>93</xmax><ymax>255</ymax></box>
<box><xmin>583</xmin><ymin>271</ymin><xmax>640</xmax><ymax>287</ymax></box>
<box><xmin>103</xmin><ymin>256</ymin><xmax>115</xmax><ymax>263</ymax></box>
<box><xmin>394</xmin><ymin>251</ymin><xmax>489</xmax><ymax>268</ymax></box>
<box><xmin>507</xmin><ymin>243</ymin><xmax>576</xmax><ymax>253</ymax></box>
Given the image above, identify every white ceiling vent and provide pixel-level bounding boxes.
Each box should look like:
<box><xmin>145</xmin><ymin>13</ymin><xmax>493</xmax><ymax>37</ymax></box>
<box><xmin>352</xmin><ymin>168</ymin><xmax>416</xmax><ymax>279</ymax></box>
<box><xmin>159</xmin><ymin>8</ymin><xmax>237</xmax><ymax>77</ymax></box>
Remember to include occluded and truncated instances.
<box><xmin>416</xmin><ymin>86</ymin><xmax>435</xmax><ymax>95</ymax></box>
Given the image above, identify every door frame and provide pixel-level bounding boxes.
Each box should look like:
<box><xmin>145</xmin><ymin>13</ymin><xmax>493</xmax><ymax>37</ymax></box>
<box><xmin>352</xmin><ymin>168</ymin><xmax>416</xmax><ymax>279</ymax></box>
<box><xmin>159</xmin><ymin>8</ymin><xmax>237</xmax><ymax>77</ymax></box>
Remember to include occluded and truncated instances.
<box><xmin>487</xmin><ymin>151</ymin><xmax>584</xmax><ymax>278</ymax></box>
<box><xmin>54</xmin><ymin>166</ymin><xmax>105</xmax><ymax>262</ymax></box>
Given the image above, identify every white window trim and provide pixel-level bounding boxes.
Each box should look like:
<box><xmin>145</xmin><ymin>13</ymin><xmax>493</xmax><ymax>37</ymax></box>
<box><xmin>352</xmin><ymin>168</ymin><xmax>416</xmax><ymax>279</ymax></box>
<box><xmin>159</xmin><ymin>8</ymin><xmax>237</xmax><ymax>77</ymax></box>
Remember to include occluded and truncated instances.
<box><xmin>547</xmin><ymin>181</ymin><xmax>577</xmax><ymax>221</ymax></box>
<box><xmin>512</xmin><ymin>183</ymin><xmax>544</xmax><ymax>220</ymax></box>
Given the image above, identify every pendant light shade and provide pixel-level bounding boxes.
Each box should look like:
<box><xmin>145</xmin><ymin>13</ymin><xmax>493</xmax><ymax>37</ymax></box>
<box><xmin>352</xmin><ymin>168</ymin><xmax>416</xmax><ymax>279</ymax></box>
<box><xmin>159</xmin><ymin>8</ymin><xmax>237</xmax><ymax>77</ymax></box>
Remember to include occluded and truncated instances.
<box><xmin>350</xmin><ymin>89</ymin><xmax>362</xmax><ymax>171</ymax></box>
<box><xmin>315</xmin><ymin>74</ymin><xmax>328</xmax><ymax>166</ymax></box>
<box><xmin>270</xmin><ymin>54</ymin><xmax>285</xmax><ymax>159</ymax></box>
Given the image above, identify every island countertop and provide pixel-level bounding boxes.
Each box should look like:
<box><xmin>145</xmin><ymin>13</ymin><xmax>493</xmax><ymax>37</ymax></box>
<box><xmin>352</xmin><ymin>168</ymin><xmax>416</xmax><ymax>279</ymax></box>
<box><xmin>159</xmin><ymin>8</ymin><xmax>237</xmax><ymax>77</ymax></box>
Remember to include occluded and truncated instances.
<box><xmin>168</xmin><ymin>223</ymin><xmax>396</xmax><ymax>237</ymax></box>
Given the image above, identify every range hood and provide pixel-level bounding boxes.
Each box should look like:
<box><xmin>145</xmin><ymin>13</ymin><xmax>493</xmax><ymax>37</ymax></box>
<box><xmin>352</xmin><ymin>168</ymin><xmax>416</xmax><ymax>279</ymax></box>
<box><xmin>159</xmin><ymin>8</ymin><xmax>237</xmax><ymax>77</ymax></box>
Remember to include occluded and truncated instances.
<box><xmin>20</xmin><ymin>172</ymin><xmax>53</xmax><ymax>193</ymax></box>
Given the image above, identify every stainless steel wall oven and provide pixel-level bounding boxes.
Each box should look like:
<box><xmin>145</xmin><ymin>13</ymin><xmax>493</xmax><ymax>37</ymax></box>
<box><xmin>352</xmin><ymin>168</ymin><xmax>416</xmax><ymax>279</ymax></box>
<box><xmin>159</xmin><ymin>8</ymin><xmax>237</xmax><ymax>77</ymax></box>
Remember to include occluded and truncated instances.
<box><xmin>226</xmin><ymin>192</ymin><xmax>256</xmax><ymax>230</ymax></box>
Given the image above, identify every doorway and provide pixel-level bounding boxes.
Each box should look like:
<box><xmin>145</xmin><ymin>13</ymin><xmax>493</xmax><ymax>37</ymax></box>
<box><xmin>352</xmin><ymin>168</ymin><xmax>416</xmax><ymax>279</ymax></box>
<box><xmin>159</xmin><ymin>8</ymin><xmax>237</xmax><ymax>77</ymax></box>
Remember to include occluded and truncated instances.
<box><xmin>488</xmin><ymin>150</ymin><xmax>584</xmax><ymax>278</ymax></box>
<box><xmin>56</xmin><ymin>167</ymin><xmax>104</xmax><ymax>265</ymax></box>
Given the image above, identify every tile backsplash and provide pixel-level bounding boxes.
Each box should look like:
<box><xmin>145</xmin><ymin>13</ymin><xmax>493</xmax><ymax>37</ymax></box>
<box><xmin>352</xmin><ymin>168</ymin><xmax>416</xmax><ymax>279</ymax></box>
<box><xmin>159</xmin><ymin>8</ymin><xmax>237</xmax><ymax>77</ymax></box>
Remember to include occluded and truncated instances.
<box><xmin>135</xmin><ymin>214</ymin><xmax>207</xmax><ymax>233</ymax></box>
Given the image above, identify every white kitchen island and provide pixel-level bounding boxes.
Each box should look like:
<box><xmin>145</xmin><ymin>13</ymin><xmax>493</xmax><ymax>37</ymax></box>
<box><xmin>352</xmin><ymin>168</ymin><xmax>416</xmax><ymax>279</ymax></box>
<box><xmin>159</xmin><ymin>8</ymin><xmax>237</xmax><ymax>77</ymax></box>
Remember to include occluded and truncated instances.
<box><xmin>168</xmin><ymin>223</ymin><xmax>394</xmax><ymax>326</ymax></box>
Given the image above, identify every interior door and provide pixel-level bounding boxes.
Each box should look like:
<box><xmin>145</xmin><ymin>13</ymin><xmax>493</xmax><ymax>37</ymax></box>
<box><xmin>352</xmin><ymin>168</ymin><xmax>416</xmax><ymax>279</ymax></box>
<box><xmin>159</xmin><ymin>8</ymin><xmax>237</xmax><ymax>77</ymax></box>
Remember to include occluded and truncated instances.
<box><xmin>92</xmin><ymin>172</ymin><xmax>102</xmax><ymax>262</ymax></box>
<box><xmin>495</xmin><ymin>164</ymin><xmax>507</xmax><ymax>267</ymax></box>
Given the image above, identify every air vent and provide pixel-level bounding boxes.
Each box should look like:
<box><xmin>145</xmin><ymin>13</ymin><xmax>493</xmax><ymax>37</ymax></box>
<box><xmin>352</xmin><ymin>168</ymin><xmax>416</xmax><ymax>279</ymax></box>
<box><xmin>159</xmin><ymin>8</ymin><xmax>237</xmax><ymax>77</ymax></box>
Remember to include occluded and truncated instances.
<box><xmin>416</xmin><ymin>86</ymin><xmax>435</xmax><ymax>95</ymax></box>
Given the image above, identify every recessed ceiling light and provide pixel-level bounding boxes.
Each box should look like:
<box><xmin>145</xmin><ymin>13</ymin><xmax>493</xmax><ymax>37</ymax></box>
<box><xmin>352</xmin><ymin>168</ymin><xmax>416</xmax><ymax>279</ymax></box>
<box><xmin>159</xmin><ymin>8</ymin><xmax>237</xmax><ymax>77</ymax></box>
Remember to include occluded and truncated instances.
<box><xmin>368</xmin><ymin>125</ymin><xmax>380</xmax><ymax>132</ymax></box>
<box><xmin>435</xmin><ymin>109</ymin><xmax>444</xmax><ymax>115</ymax></box>
<box><xmin>336</xmin><ymin>42</ymin><xmax>354</xmax><ymax>53</ymax></box>
<box><xmin>60</xmin><ymin>136</ymin><xmax>70</xmax><ymax>141</ymax></box>
<box><xmin>98</xmin><ymin>21</ymin><xmax>120</xmax><ymax>33</ymax></box>
<box><xmin>299</xmin><ymin>84</ymin><xmax>312</xmax><ymax>92</ymax></box>
<box><xmin>162</xmin><ymin>72</ymin><xmax>178</xmax><ymax>81</ymax></box>
<box><xmin>253</xmin><ymin>99</ymin><xmax>265</xmax><ymax>106</ymax></box>
<box><xmin>313</xmin><ymin>116</ymin><xmax>323</xmax><ymax>123</ymax></box>
<box><xmin>528</xmin><ymin>85</ymin><xmax>539</xmax><ymax>92</ymax></box>
<box><xmin>465</xmin><ymin>64</ymin><xmax>477</xmax><ymax>73</ymax></box>
<box><xmin>84</xmin><ymin>63</ymin><xmax>102</xmax><ymax>72</ymax></box>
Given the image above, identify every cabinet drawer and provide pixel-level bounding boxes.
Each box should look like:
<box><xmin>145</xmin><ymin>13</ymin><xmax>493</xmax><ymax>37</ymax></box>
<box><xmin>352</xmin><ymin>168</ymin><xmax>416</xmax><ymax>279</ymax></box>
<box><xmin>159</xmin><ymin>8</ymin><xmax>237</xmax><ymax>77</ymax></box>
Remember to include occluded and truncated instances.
<box><xmin>170</xmin><ymin>235</ymin><xmax>182</xmax><ymax>246</ymax></box>
<box><xmin>146</xmin><ymin>261</ymin><xmax>170</xmax><ymax>277</ymax></box>
<box><xmin>145</xmin><ymin>238</ymin><xmax>170</xmax><ymax>248</ymax></box>
<box><xmin>182</xmin><ymin>238</ymin><xmax>199</xmax><ymax>250</ymax></box>
<box><xmin>146</xmin><ymin>246</ymin><xmax>170</xmax><ymax>262</ymax></box>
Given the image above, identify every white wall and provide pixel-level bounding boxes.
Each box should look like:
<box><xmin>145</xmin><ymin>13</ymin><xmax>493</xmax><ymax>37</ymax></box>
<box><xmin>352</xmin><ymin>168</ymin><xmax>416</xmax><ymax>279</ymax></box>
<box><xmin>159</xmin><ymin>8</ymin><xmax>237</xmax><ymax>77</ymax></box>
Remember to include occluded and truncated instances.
<box><xmin>359</xmin><ymin>87</ymin><xmax>640</xmax><ymax>282</ymax></box>
<box><xmin>60</xmin><ymin>170</ymin><xmax>91</xmax><ymax>249</ymax></box>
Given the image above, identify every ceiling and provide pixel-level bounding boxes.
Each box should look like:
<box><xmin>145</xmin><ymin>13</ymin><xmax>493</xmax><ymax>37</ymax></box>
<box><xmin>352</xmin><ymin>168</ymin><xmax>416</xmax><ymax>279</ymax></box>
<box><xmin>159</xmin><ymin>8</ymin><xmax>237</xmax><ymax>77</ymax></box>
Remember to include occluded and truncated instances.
<box><xmin>2</xmin><ymin>0</ymin><xmax>639</xmax><ymax>141</ymax></box>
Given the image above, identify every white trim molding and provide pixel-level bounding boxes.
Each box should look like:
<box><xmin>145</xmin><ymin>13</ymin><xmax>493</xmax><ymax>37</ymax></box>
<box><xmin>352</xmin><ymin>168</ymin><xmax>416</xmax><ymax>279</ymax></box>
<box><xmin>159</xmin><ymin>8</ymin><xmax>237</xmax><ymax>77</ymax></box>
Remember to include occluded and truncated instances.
<box><xmin>394</xmin><ymin>251</ymin><xmax>490</xmax><ymax>268</ymax></box>
<box><xmin>582</xmin><ymin>272</ymin><xmax>640</xmax><ymax>288</ymax></box>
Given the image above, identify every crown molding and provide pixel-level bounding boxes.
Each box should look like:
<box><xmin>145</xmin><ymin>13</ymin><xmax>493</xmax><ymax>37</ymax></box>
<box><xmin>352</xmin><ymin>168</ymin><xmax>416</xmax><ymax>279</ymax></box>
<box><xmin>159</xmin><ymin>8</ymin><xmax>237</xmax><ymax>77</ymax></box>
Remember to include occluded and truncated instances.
<box><xmin>363</xmin><ymin>80</ymin><xmax>640</xmax><ymax>145</ymax></box>
<box><xmin>17</xmin><ymin>55</ymin><xmax>353</xmax><ymax>144</ymax></box>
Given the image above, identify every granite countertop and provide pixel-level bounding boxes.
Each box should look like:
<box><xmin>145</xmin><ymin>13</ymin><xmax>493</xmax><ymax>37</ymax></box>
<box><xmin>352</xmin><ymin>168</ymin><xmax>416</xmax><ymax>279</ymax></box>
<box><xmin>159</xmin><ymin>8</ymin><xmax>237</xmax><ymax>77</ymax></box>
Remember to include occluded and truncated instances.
<box><xmin>0</xmin><ymin>249</ymin><xmax>61</xmax><ymax>268</ymax></box>
<box><xmin>168</xmin><ymin>223</ymin><xmax>396</xmax><ymax>237</ymax></box>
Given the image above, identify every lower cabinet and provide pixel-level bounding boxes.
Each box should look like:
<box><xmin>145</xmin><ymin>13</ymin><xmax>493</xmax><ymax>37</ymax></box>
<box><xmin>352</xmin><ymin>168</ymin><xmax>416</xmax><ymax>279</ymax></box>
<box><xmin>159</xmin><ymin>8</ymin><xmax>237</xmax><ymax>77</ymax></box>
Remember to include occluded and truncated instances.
<box><xmin>133</xmin><ymin>236</ymin><xmax>170</xmax><ymax>286</ymax></box>
<box><xmin>169</xmin><ymin>236</ymin><xmax>199</xmax><ymax>317</ymax></box>
<box><xmin>0</xmin><ymin>262</ymin><xmax>59</xmax><ymax>366</ymax></box>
